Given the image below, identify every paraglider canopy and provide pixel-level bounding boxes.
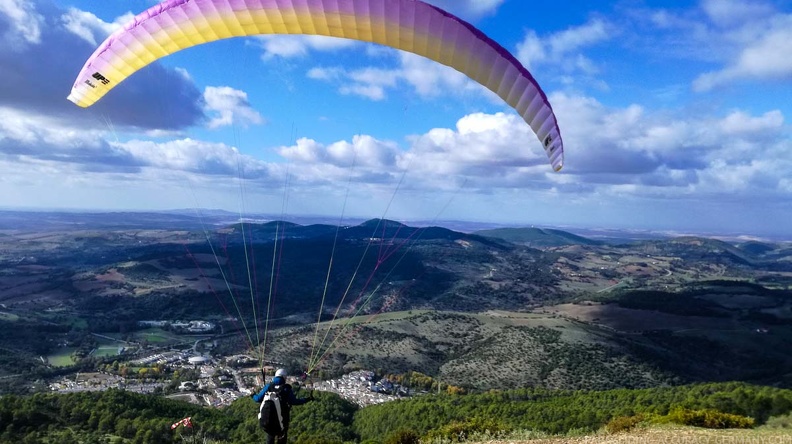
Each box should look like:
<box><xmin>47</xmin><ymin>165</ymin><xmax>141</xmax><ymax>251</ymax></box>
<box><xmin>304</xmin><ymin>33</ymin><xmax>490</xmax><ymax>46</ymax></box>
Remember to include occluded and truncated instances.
<box><xmin>67</xmin><ymin>0</ymin><xmax>564</xmax><ymax>171</ymax></box>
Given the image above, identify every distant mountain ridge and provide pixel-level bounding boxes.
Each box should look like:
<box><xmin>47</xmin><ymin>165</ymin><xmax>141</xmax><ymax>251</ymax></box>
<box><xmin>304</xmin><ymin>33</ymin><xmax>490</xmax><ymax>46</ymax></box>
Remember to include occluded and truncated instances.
<box><xmin>231</xmin><ymin>218</ymin><xmax>509</xmax><ymax>248</ymax></box>
<box><xmin>474</xmin><ymin>227</ymin><xmax>604</xmax><ymax>247</ymax></box>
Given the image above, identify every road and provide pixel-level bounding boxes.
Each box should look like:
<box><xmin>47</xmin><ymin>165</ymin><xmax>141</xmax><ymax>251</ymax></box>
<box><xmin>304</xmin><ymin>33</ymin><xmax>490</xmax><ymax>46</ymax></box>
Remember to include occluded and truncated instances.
<box><xmin>91</xmin><ymin>333</ymin><xmax>136</xmax><ymax>345</ymax></box>
<box><xmin>597</xmin><ymin>281</ymin><xmax>623</xmax><ymax>293</ymax></box>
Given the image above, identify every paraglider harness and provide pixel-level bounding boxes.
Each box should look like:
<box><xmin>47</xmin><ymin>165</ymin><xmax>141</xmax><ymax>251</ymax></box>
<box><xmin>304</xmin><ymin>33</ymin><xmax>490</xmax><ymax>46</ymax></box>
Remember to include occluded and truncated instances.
<box><xmin>256</xmin><ymin>371</ymin><xmax>313</xmax><ymax>436</ymax></box>
<box><xmin>258</xmin><ymin>382</ymin><xmax>289</xmax><ymax>435</ymax></box>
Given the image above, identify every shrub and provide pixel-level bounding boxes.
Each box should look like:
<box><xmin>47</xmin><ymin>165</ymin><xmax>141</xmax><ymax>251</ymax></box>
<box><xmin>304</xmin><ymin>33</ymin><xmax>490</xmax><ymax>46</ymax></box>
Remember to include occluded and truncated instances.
<box><xmin>604</xmin><ymin>415</ymin><xmax>644</xmax><ymax>434</ymax></box>
<box><xmin>423</xmin><ymin>417</ymin><xmax>511</xmax><ymax>442</ymax></box>
<box><xmin>763</xmin><ymin>413</ymin><xmax>792</xmax><ymax>429</ymax></box>
<box><xmin>664</xmin><ymin>407</ymin><xmax>755</xmax><ymax>429</ymax></box>
<box><xmin>384</xmin><ymin>429</ymin><xmax>420</xmax><ymax>444</ymax></box>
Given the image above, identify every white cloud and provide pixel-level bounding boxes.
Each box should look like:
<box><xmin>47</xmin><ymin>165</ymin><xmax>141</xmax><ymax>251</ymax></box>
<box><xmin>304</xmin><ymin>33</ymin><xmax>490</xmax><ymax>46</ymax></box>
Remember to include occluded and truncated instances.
<box><xmin>701</xmin><ymin>0</ymin><xmax>775</xmax><ymax>27</ymax></box>
<box><xmin>338</xmin><ymin>67</ymin><xmax>399</xmax><ymax>101</ymax></box>
<box><xmin>118</xmin><ymin>138</ymin><xmax>270</xmax><ymax>178</ymax></box>
<box><xmin>549</xmin><ymin>19</ymin><xmax>612</xmax><ymax>57</ymax></box>
<box><xmin>697</xmin><ymin>159</ymin><xmax>773</xmax><ymax>193</ymax></box>
<box><xmin>642</xmin><ymin>2</ymin><xmax>792</xmax><ymax>91</ymax></box>
<box><xmin>693</xmin><ymin>17</ymin><xmax>792</xmax><ymax>90</ymax></box>
<box><xmin>0</xmin><ymin>105</ymin><xmax>146</xmax><ymax>174</ymax></box>
<box><xmin>2</xmin><ymin>82</ymin><xmax>791</xmax><ymax>233</ymax></box>
<box><xmin>308</xmin><ymin>52</ymin><xmax>482</xmax><ymax>101</ymax></box>
<box><xmin>0</xmin><ymin>104</ymin><xmax>270</xmax><ymax>180</ymax></box>
<box><xmin>0</xmin><ymin>106</ymin><xmax>103</xmax><ymax>147</ymax></box>
<box><xmin>338</xmin><ymin>84</ymin><xmax>388</xmax><ymax>101</ymax></box>
<box><xmin>279</xmin><ymin>135</ymin><xmax>398</xmax><ymax>170</ymax></box>
<box><xmin>402</xmin><ymin>113</ymin><xmax>549</xmax><ymax>189</ymax></box>
<box><xmin>263</xmin><ymin>37</ymin><xmax>485</xmax><ymax>101</ymax></box>
<box><xmin>275</xmin><ymin>112</ymin><xmax>550</xmax><ymax>191</ymax></box>
<box><xmin>264</xmin><ymin>97</ymin><xmax>791</xmax><ymax>204</ymax></box>
<box><xmin>307</xmin><ymin>67</ymin><xmax>342</xmax><ymax>81</ymax></box>
<box><xmin>397</xmin><ymin>53</ymin><xmax>476</xmax><ymax>97</ymax></box>
<box><xmin>719</xmin><ymin>110</ymin><xmax>784</xmax><ymax>135</ymax></box>
<box><xmin>516</xmin><ymin>30</ymin><xmax>545</xmax><ymax>68</ymax></box>
<box><xmin>517</xmin><ymin>18</ymin><xmax>612</xmax><ymax>74</ymax></box>
<box><xmin>548</xmin><ymin>92</ymin><xmax>792</xmax><ymax>200</ymax></box>
<box><xmin>203</xmin><ymin>86</ymin><xmax>264</xmax><ymax>129</ymax></box>
<box><xmin>174</xmin><ymin>67</ymin><xmax>192</xmax><ymax>82</ymax></box>
<box><xmin>256</xmin><ymin>35</ymin><xmax>357</xmax><ymax>59</ymax></box>
<box><xmin>60</xmin><ymin>7</ymin><xmax>132</xmax><ymax>46</ymax></box>
<box><xmin>0</xmin><ymin>0</ymin><xmax>43</xmax><ymax>46</ymax></box>
<box><xmin>0</xmin><ymin>1</ymin><xmax>205</xmax><ymax>131</ymax></box>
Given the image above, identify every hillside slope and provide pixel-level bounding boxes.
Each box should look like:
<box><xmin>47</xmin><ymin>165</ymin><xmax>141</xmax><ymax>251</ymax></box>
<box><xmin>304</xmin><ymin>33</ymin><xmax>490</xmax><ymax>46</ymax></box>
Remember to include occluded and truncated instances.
<box><xmin>475</xmin><ymin>227</ymin><xmax>603</xmax><ymax>247</ymax></box>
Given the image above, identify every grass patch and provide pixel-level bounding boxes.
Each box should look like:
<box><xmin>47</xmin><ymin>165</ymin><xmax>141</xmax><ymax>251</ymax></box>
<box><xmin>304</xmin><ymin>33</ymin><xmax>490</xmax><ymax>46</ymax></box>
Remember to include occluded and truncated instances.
<box><xmin>37</xmin><ymin>312</ymin><xmax>88</xmax><ymax>329</ymax></box>
<box><xmin>419</xmin><ymin>424</ymin><xmax>792</xmax><ymax>443</ymax></box>
<box><xmin>71</xmin><ymin>318</ymin><xmax>88</xmax><ymax>329</ymax></box>
<box><xmin>139</xmin><ymin>332</ymin><xmax>168</xmax><ymax>343</ymax></box>
<box><xmin>92</xmin><ymin>346</ymin><xmax>121</xmax><ymax>357</ymax></box>
<box><xmin>47</xmin><ymin>348</ymin><xmax>77</xmax><ymax>367</ymax></box>
<box><xmin>133</xmin><ymin>328</ymin><xmax>180</xmax><ymax>344</ymax></box>
<box><xmin>0</xmin><ymin>312</ymin><xmax>19</xmax><ymax>322</ymax></box>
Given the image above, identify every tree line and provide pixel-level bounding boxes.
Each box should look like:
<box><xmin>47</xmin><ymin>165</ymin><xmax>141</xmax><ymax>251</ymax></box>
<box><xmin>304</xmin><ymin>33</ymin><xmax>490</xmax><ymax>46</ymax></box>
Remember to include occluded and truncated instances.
<box><xmin>2</xmin><ymin>381</ymin><xmax>792</xmax><ymax>443</ymax></box>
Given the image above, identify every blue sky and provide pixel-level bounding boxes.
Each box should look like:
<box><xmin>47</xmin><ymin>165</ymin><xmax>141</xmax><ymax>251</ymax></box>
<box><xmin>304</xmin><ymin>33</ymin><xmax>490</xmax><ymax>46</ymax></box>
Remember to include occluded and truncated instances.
<box><xmin>1</xmin><ymin>0</ymin><xmax>791</xmax><ymax>238</ymax></box>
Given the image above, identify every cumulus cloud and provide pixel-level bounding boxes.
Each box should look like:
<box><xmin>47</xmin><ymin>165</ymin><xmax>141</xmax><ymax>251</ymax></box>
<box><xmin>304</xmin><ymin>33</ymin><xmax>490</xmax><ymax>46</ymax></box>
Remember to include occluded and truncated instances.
<box><xmin>238</xmin><ymin>97</ymin><xmax>792</xmax><ymax>205</ymax></box>
<box><xmin>719</xmin><ymin>110</ymin><xmax>784</xmax><ymax>135</ymax></box>
<box><xmin>0</xmin><ymin>0</ymin><xmax>43</xmax><ymax>47</ymax></box>
<box><xmin>259</xmin><ymin>39</ymin><xmax>486</xmax><ymax>101</ymax></box>
<box><xmin>638</xmin><ymin>1</ymin><xmax>792</xmax><ymax>92</ymax></box>
<box><xmin>516</xmin><ymin>18</ymin><xmax>613</xmax><ymax>74</ymax></box>
<box><xmin>0</xmin><ymin>136</ymin><xmax>281</xmax><ymax>211</ymax></box>
<box><xmin>272</xmin><ymin>112</ymin><xmax>553</xmax><ymax>192</ymax></box>
<box><xmin>276</xmin><ymin>135</ymin><xmax>400</xmax><ymax>186</ymax></box>
<box><xmin>308</xmin><ymin>52</ymin><xmax>481</xmax><ymax>101</ymax></box>
<box><xmin>203</xmin><ymin>86</ymin><xmax>264</xmax><ymax>129</ymax></box>
<box><xmin>0</xmin><ymin>105</ymin><xmax>273</xmax><ymax>180</ymax></box>
<box><xmin>264</xmin><ymin>96</ymin><xmax>792</xmax><ymax>206</ymax></box>
<box><xmin>2</xmin><ymin>81</ymin><xmax>790</xmax><ymax>231</ymax></box>
<box><xmin>0</xmin><ymin>106</ymin><xmax>144</xmax><ymax>173</ymax></box>
<box><xmin>118</xmin><ymin>138</ymin><xmax>272</xmax><ymax>179</ymax></box>
<box><xmin>0</xmin><ymin>1</ymin><xmax>205</xmax><ymax>131</ymax></box>
<box><xmin>693</xmin><ymin>16</ymin><xmax>792</xmax><ymax>90</ymax></box>
<box><xmin>60</xmin><ymin>7</ymin><xmax>132</xmax><ymax>46</ymax></box>
<box><xmin>339</xmin><ymin>67</ymin><xmax>399</xmax><ymax>101</ymax></box>
<box><xmin>404</xmin><ymin>113</ymin><xmax>545</xmax><ymax>177</ymax></box>
<box><xmin>700</xmin><ymin>0</ymin><xmax>775</xmax><ymax>27</ymax></box>
<box><xmin>397</xmin><ymin>53</ymin><xmax>479</xmax><ymax>97</ymax></box>
<box><xmin>0</xmin><ymin>106</ymin><xmax>110</xmax><ymax>148</ymax></box>
<box><xmin>256</xmin><ymin>35</ymin><xmax>357</xmax><ymax>59</ymax></box>
<box><xmin>547</xmin><ymin>92</ymin><xmax>792</xmax><ymax>201</ymax></box>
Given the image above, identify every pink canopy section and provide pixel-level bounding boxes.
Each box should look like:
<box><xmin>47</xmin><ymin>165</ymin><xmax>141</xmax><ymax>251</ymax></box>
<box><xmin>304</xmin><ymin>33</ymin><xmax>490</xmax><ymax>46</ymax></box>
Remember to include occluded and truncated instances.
<box><xmin>68</xmin><ymin>0</ymin><xmax>564</xmax><ymax>171</ymax></box>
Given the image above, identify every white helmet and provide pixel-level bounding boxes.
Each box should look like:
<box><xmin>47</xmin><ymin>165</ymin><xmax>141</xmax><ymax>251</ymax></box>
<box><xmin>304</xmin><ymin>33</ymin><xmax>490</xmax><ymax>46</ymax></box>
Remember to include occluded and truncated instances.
<box><xmin>275</xmin><ymin>368</ymin><xmax>287</xmax><ymax>378</ymax></box>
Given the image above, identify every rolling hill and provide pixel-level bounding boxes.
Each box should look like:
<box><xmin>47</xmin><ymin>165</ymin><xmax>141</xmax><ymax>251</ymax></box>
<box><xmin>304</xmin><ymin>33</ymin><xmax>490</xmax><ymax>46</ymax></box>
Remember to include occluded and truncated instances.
<box><xmin>475</xmin><ymin>227</ymin><xmax>604</xmax><ymax>247</ymax></box>
<box><xmin>2</xmin><ymin>211</ymin><xmax>792</xmax><ymax>394</ymax></box>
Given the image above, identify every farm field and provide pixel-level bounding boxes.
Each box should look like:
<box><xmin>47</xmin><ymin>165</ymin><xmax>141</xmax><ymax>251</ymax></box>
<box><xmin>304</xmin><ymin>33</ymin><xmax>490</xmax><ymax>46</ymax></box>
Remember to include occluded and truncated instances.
<box><xmin>91</xmin><ymin>345</ymin><xmax>122</xmax><ymax>358</ymax></box>
<box><xmin>129</xmin><ymin>328</ymin><xmax>210</xmax><ymax>347</ymax></box>
<box><xmin>46</xmin><ymin>349</ymin><xmax>77</xmax><ymax>367</ymax></box>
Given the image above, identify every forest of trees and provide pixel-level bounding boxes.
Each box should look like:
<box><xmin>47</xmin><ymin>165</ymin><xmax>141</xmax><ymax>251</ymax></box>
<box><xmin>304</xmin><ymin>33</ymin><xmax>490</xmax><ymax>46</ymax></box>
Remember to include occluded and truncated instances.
<box><xmin>1</xmin><ymin>382</ymin><xmax>791</xmax><ymax>443</ymax></box>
